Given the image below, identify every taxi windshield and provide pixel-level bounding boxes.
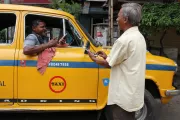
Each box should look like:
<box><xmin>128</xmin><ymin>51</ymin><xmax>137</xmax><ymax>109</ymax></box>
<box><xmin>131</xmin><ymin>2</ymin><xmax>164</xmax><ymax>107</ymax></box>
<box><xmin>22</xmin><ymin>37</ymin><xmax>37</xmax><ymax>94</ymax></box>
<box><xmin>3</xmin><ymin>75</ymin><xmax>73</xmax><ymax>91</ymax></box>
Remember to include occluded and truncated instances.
<box><xmin>76</xmin><ymin>19</ymin><xmax>102</xmax><ymax>47</ymax></box>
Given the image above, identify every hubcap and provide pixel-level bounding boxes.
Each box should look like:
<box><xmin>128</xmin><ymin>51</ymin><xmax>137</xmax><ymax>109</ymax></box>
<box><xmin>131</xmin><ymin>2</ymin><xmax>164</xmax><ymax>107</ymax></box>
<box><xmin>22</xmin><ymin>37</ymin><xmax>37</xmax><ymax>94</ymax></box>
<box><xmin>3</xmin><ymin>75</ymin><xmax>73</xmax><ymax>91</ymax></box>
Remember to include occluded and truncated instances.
<box><xmin>135</xmin><ymin>104</ymin><xmax>147</xmax><ymax>120</ymax></box>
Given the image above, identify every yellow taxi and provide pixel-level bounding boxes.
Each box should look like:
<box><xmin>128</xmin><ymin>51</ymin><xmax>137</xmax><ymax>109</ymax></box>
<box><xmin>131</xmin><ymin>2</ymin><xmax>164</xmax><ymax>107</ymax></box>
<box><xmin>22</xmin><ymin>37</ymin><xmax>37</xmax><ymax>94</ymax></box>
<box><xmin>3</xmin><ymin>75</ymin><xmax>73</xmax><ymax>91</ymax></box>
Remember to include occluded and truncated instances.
<box><xmin>0</xmin><ymin>4</ymin><xmax>179</xmax><ymax>120</ymax></box>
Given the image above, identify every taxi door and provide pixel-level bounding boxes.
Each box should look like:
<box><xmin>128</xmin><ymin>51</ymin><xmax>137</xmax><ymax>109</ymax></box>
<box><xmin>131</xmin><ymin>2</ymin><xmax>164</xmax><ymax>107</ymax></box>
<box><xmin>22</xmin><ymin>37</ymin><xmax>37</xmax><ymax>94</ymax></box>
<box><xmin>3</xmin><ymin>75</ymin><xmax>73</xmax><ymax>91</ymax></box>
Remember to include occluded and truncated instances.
<box><xmin>0</xmin><ymin>11</ymin><xmax>20</xmax><ymax>105</ymax></box>
<box><xmin>17</xmin><ymin>12</ymin><xmax>98</xmax><ymax>108</ymax></box>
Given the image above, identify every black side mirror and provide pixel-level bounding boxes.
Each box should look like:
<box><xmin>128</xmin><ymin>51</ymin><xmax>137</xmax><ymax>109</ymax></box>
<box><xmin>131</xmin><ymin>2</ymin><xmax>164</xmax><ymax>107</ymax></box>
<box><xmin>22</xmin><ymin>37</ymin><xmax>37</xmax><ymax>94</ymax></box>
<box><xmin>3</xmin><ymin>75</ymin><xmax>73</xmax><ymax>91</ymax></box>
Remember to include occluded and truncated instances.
<box><xmin>84</xmin><ymin>41</ymin><xmax>90</xmax><ymax>54</ymax></box>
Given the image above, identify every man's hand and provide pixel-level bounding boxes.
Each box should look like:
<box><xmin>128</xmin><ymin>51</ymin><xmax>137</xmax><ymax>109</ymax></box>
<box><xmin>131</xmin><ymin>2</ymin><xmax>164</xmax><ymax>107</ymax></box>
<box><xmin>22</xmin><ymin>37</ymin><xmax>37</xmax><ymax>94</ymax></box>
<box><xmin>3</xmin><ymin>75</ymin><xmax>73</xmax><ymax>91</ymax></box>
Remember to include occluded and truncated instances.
<box><xmin>47</xmin><ymin>38</ymin><xmax>58</xmax><ymax>47</ymax></box>
<box><xmin>87</xmin><ymin>50</ymin><xmax>97</xmax><ymax>62</ymax></box>
<box><xmin>59</xmin><ymin>38</ymin><xmax>66</xmax><ymax>45</ymax></box>
<box><xmin>56</xmin><ymin>37</ymin><xmax>69</xmax><ymax>48</ymax></box>
<box><xmin>23</xmin><ymin>38</ymin><xmax>59</xmax><ymax>56</ymax></box>
<box><xmin>58</xmin><ymin>34</ymin><xmax>67</xmax><ymax>45</ymax></box>
<box><xmin>96</xmin><ymin>51</ymin><xmax>107</xmax><ymax>59</ymax></box>
<box><xmin>87</xmin><ymin>50</ymin><xmax>110</xmax><ymax>68</ymax></box>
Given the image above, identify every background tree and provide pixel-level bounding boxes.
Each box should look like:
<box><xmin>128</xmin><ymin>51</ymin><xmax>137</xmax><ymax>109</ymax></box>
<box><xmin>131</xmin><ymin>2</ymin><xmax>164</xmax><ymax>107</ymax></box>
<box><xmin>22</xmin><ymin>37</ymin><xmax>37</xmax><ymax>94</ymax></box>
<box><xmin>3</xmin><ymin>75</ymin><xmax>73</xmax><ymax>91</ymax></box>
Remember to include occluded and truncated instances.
<box><xmin>50</xmin><ymin>0</ymin><xmax>81</xmax><ymax>18</ymax></box>
<box><xmin>140</xmin><ymin>2</ymin><xmax>180</xmax><ymax>56</ymax></box>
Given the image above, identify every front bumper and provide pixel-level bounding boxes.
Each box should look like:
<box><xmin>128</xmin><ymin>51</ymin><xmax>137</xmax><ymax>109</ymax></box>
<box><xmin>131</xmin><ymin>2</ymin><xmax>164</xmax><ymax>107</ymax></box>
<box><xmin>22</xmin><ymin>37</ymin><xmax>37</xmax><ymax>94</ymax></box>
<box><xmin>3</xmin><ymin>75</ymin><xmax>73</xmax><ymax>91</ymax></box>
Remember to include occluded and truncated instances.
<box><xmin>165</xmin><ymin>89</ymin><xmax>180</xmax><ymax>96</ymax></box>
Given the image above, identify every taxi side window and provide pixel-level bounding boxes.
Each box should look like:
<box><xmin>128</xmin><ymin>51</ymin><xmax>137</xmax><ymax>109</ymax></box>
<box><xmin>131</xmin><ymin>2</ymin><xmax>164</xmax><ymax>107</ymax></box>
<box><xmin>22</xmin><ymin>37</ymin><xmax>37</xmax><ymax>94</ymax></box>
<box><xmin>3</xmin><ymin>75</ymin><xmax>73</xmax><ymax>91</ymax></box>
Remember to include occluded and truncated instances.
<box><xmin>25</xmin><ymin>14</ymin><xmax>83</xmax><ymax>47</ymax></box>
<box><xmin>0</xmin><ymin>13</ymin><xmax>16</xmax><ymax>44</ymax></box>
<box><xmin>64</xmin><ymin>19</ymin><xmax>83</xmax><ymax>47</ymax></box>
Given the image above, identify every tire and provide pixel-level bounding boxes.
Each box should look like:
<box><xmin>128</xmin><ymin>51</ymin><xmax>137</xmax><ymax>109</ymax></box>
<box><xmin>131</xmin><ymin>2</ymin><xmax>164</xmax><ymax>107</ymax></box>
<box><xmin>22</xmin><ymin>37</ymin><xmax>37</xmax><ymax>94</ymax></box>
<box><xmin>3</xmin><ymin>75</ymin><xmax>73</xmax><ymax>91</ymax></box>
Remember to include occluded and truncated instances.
<box><xmin>99</xmin><ymin>89</ymin><xmax>161</xmax><ymax>120</ymax></box>
<box><xmin>135</xmin><ymin>89</ymin><xmax>161</xmax><ymax>120</ymax></box>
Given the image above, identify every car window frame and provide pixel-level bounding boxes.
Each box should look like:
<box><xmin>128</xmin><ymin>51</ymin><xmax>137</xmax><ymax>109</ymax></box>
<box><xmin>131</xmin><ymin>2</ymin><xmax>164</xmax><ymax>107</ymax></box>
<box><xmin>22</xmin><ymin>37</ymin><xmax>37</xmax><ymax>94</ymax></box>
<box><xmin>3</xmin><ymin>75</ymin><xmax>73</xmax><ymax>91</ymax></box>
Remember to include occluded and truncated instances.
<box><xmin>24</xmin><ymin>12</ymin><xmax>84</xmax><ymax>48</ymax></box>
<box><xmin>0</xmin><ymin>12</ymin><xmax>18</xmax><ymax>46</ymax></box>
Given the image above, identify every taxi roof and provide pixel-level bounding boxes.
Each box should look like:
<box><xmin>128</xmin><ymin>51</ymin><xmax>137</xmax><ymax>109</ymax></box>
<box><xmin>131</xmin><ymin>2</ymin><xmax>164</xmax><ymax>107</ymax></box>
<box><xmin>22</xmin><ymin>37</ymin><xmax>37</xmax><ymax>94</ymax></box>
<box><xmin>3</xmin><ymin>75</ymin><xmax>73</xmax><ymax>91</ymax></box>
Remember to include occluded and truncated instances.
<box><xmin>0</xmin><ymin>4</ymin><xmax>75</xmax><ymax>19</ymax></box>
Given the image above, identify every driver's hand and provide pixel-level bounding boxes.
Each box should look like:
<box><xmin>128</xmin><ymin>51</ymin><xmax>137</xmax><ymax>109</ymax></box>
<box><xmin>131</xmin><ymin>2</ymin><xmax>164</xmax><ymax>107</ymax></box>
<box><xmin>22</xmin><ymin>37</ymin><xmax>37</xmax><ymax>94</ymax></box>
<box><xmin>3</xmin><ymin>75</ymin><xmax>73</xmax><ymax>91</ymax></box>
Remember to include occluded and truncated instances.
<box><xmin>59</xmin><ymin>38</ymin><xmax>66</xmax><ymax>45</ymax></box>
<box><xmin>47</xmin><ymin>38</ymin><xmax>58</xmax><ymax>47</ymax></box>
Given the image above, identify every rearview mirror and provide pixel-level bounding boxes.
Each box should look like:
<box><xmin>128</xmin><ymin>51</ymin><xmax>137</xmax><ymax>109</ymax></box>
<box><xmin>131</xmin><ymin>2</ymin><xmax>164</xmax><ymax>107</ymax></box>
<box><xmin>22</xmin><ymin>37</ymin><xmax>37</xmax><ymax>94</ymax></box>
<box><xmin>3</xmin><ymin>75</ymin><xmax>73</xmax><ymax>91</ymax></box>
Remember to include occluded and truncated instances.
<box><xmin>84</xmin><ymin>41</ymin><xmax>90</xmax><ymax>54</ymax></box>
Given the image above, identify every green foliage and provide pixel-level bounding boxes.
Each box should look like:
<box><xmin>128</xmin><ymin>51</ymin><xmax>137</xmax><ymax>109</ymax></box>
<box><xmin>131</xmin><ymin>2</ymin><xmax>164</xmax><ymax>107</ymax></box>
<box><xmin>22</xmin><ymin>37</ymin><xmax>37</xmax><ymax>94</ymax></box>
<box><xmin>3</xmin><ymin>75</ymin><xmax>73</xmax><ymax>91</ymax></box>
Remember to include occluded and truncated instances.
<box><xmin>139</xmin><ymin>2</ymin><xmax>180</xmax><ymax>36</ymax></box>
<box><xmin>50</xmin><ymin>0</ymin><xmax>81</xmax><ymax>18</ymax></box>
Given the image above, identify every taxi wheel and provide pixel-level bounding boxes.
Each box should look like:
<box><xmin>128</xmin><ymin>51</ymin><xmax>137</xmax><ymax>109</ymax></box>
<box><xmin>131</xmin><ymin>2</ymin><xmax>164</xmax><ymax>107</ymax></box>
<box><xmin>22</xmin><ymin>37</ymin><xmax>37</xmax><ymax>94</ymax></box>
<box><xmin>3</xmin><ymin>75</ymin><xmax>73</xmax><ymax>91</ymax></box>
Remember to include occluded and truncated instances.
<box><xmin>135</xmin><ymin>89</ymin><xmax>161</xmax><ymax>120</ymax></box>
<box><xmin>99</xmin><ymin>90</ymin><xmax>161</xmax><ymax>120</ymax></box>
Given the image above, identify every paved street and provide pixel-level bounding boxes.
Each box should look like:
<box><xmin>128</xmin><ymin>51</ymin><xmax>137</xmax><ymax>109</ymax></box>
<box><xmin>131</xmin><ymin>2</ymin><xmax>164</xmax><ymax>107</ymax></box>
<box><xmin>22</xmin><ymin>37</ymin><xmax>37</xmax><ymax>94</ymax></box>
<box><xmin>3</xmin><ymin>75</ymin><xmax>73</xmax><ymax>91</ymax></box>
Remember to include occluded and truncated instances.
<box><xmin>159</xmin><ymin>95</ymin><xmax>180</xmax><ymax>120</ymax></box>
<box><xmin>0</xmin><ymin>111</ymin><xmax>97</xmax><ymax>120</ymax></box>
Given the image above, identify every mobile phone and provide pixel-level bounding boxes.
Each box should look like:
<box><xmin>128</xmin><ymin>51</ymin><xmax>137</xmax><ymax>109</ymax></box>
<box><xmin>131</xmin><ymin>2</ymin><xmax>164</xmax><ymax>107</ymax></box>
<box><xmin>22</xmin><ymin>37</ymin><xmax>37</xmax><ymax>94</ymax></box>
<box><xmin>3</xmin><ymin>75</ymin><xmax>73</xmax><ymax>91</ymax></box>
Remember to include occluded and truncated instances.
<box><xmin>92</xmin><ymin>52</ymin><xmax>98</xmax><ymax>57</ymax></box>
<box><xmin>62</xmin><ymin>33</ymin><xmax>67</xmax><ymax>39</ymax></box>
<box><xmin>85</xmin><ymin>49</ymin><xmax>98</xmax><ymax>57</ymax></box>
<box><xmin>94</xmin><ymin>54</ymin><xmax>98</xmax><ymax>57</ymax></box>
<box><xmin>59</xmin><ymin>33</ymin><xmax>67</xmax><ymax>41</ymax></box>
<box><xmin>84</xmin><ymin>49</ymin><xmax>88</xmax><ymax>54</ymax></box>
<box><xmin>59</xmin><ymin>33</ymin><xmax>67</xmax><ymax>44</ymax></box>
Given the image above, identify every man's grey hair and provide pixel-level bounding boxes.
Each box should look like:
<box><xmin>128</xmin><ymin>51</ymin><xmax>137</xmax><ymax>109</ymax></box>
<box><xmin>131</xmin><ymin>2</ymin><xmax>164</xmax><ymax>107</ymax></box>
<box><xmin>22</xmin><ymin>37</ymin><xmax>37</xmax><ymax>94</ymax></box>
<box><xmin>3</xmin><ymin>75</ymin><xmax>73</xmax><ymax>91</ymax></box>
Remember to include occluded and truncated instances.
<box><xmin>121</xmin><ymin>3</ymin><xmax>142</xmax><ymax>26</ymax></box>
<box><xmin>32</xmin><ymin>19</ymin><xmax>45</xmax><ymax>27</ymax></box>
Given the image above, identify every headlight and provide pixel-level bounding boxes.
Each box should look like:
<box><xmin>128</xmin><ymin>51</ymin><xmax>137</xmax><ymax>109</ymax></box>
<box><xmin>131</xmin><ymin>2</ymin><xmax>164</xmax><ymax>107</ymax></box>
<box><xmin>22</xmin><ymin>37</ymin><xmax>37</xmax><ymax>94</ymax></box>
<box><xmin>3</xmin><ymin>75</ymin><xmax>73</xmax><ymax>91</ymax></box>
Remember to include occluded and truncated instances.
<box><xmin>174</xmin><ymin>62</ymin><xmax>178</xmax><ymax>74</ymax></box>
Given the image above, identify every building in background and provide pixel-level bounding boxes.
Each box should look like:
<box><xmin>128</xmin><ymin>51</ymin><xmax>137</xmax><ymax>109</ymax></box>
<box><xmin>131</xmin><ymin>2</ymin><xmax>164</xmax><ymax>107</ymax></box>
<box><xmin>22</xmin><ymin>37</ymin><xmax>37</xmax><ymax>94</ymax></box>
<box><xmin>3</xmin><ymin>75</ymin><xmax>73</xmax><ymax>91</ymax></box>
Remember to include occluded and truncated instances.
<box><xmin>0</xmin><ymin>0</ymin><xmax>161</xmax><ymax>46</ymax></box>
<box><xmin>1</xmin><ymin>0</ymin><xmax>179</xmax><ymax>47</ymax></box>
<box><xmin>1</xmin><ymin>0</ymin><xmax>51</xmax><ymax>4</ymax></box>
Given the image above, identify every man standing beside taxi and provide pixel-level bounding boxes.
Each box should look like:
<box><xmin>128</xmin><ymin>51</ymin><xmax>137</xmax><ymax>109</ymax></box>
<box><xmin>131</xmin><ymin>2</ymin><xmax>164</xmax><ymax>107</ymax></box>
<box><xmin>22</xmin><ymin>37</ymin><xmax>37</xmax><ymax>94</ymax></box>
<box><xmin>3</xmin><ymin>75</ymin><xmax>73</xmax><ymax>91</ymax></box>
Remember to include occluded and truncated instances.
<box><xmin>87</xmin><ymin>3</ymin><xmax>146</xmax><ymax>120</ymax></box>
